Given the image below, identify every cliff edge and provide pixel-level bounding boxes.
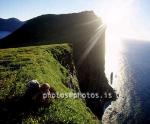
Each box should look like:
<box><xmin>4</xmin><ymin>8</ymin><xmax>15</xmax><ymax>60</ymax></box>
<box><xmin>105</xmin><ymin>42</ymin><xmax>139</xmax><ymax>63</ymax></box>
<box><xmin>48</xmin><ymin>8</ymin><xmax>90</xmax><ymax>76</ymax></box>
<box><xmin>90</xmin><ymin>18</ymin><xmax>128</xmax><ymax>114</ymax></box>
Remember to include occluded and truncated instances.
<box><xmin>0</xmin><ymin>11</ymin><xmax>116</xmax><ymax>119</ymax></box>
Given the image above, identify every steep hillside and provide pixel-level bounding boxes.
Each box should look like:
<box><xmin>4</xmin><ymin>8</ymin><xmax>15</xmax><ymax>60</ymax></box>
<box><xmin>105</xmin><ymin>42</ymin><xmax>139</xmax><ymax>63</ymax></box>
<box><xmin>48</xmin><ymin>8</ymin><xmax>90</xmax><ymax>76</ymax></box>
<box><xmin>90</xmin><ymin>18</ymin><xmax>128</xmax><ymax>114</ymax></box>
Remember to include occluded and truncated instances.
<box><xmin>0</xmin><ymin>18</ymin><xmax>24</xmax><ymax>39</ymax></box>
<box><xmin>0</xmin><ymin>11</ymin><xmax>101</xmax><ymax>48</ymax></box>
<box><xmin>0</xmin><ymin>18</ymin><xmax>24</xmax><ymax>32</ymax></box>
<box><xmin>0</xmin><ymin>44</ymin><xmax>100</xmax><ymax>124</ymax></box>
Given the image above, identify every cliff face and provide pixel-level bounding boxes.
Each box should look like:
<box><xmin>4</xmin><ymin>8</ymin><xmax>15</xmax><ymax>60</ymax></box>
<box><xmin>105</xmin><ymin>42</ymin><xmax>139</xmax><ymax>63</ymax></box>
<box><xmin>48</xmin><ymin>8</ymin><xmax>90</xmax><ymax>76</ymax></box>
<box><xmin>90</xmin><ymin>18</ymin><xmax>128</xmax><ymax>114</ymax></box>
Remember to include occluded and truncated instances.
<box><xmin>0</xmin><ymin>11</ymin><xmax>115</xmax><ymax>118</ymax></box>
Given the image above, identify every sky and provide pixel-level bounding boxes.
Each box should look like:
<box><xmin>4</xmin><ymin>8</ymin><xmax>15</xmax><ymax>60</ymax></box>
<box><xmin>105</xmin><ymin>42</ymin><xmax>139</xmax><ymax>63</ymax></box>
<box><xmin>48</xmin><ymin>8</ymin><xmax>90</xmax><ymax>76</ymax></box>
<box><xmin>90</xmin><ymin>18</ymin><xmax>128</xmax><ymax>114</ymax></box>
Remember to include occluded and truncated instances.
<box><xmin>0</xmin><ymin>0</ymin><xmax>150</xmax><ymax>40</ymax></box>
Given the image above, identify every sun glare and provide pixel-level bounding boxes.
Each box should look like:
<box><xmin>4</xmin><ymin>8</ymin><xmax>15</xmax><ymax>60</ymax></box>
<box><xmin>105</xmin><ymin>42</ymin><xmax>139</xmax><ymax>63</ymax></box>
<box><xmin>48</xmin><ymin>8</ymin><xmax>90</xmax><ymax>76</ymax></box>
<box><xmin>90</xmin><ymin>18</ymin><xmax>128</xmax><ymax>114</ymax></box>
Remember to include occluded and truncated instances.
<box><xmin>94</xmin><ymin>0</ymin><xmax>135</xmax><ymax>84</ymax></box>
<box><xmin>95</xmin><ymin>0</ymin><xmax>135</xmax><ymax>38</ymax></box>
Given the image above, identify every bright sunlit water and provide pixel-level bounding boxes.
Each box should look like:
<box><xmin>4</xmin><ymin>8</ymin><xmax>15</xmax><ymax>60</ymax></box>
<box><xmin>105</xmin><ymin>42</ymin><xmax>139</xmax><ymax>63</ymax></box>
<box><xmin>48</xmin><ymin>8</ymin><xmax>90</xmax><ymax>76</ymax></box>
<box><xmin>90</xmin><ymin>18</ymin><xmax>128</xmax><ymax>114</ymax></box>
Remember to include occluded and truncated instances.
<box><xmin>103</xmin><ymin>39</ymin><xmax>150</xmax><ymax>124</ymax></box>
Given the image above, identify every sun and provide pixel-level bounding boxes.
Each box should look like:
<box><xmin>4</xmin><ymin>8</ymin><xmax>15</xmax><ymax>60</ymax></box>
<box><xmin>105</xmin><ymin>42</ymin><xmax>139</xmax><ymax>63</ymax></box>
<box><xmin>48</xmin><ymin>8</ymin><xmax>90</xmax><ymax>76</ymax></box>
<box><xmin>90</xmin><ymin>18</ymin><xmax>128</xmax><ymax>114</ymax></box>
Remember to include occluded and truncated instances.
<box><xmin>94</xmin><ymin>0</ymin><xmax>135</xmax><ymax>39</ymax></box>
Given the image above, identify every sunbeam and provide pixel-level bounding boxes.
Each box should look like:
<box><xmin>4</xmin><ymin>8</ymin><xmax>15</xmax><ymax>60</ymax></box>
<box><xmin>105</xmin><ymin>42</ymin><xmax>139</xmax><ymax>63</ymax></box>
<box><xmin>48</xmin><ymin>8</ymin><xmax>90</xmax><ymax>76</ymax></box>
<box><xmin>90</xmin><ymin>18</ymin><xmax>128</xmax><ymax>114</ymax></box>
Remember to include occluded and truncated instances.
<box><xmin>94</xmin><ymin>0</ymin><xmax>136</xmax><ymax>84</ymax></box>
<box><xmin>78</xmin><ymin>24</ymin><xmax>106</xmax><ymax>65</ymax></box>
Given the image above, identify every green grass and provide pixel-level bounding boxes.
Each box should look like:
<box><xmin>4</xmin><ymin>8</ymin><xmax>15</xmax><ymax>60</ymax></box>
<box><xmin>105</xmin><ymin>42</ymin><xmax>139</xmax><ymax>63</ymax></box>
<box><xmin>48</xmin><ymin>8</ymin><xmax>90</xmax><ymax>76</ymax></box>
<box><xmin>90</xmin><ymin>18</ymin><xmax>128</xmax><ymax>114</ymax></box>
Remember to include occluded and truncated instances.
<box><xmin>0</xmin><ymin>44</ymin><xmax>100</xmax><ymax>124</ymax></box>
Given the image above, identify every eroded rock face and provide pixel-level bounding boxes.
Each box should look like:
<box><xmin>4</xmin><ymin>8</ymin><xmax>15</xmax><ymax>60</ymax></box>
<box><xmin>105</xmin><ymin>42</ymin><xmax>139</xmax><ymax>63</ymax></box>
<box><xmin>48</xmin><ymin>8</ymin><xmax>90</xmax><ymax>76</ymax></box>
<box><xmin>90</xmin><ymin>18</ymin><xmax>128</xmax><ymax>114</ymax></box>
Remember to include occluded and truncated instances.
<box><xmin>0</xmin><ymin>11</ymin><xmax>115</xmax><ymax>118</ymax></box>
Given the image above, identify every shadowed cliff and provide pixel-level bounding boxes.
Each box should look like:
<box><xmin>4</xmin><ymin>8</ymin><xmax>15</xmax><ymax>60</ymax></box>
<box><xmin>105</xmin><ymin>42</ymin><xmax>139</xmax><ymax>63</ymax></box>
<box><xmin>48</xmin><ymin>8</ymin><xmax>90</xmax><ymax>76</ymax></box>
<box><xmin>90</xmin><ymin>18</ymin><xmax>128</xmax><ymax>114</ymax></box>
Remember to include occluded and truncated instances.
<box><xmin>0</xmin><ymin>11</ymin><xmax>116</xmax><ymax>118</ymax></box>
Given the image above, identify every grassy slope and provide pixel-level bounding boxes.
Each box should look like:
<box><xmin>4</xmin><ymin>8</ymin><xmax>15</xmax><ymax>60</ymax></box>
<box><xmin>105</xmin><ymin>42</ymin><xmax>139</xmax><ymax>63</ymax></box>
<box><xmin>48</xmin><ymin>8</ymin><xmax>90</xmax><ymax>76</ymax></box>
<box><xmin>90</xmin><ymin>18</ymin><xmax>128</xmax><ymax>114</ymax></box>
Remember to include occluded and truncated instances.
<box><xmin>0</xmin><ymin>44</ymin><xmax>100</xmax><ymax>124</ymax></box>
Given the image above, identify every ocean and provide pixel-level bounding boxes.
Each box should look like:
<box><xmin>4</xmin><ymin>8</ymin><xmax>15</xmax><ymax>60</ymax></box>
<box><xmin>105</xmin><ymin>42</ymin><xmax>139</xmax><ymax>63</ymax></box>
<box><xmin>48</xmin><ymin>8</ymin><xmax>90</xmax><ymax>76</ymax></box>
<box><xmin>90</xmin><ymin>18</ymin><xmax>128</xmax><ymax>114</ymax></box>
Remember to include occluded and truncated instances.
<box><xmin>103</xmin><ymin>40</ymin><xmax>150</xmax><ymax>124</ymax></box>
